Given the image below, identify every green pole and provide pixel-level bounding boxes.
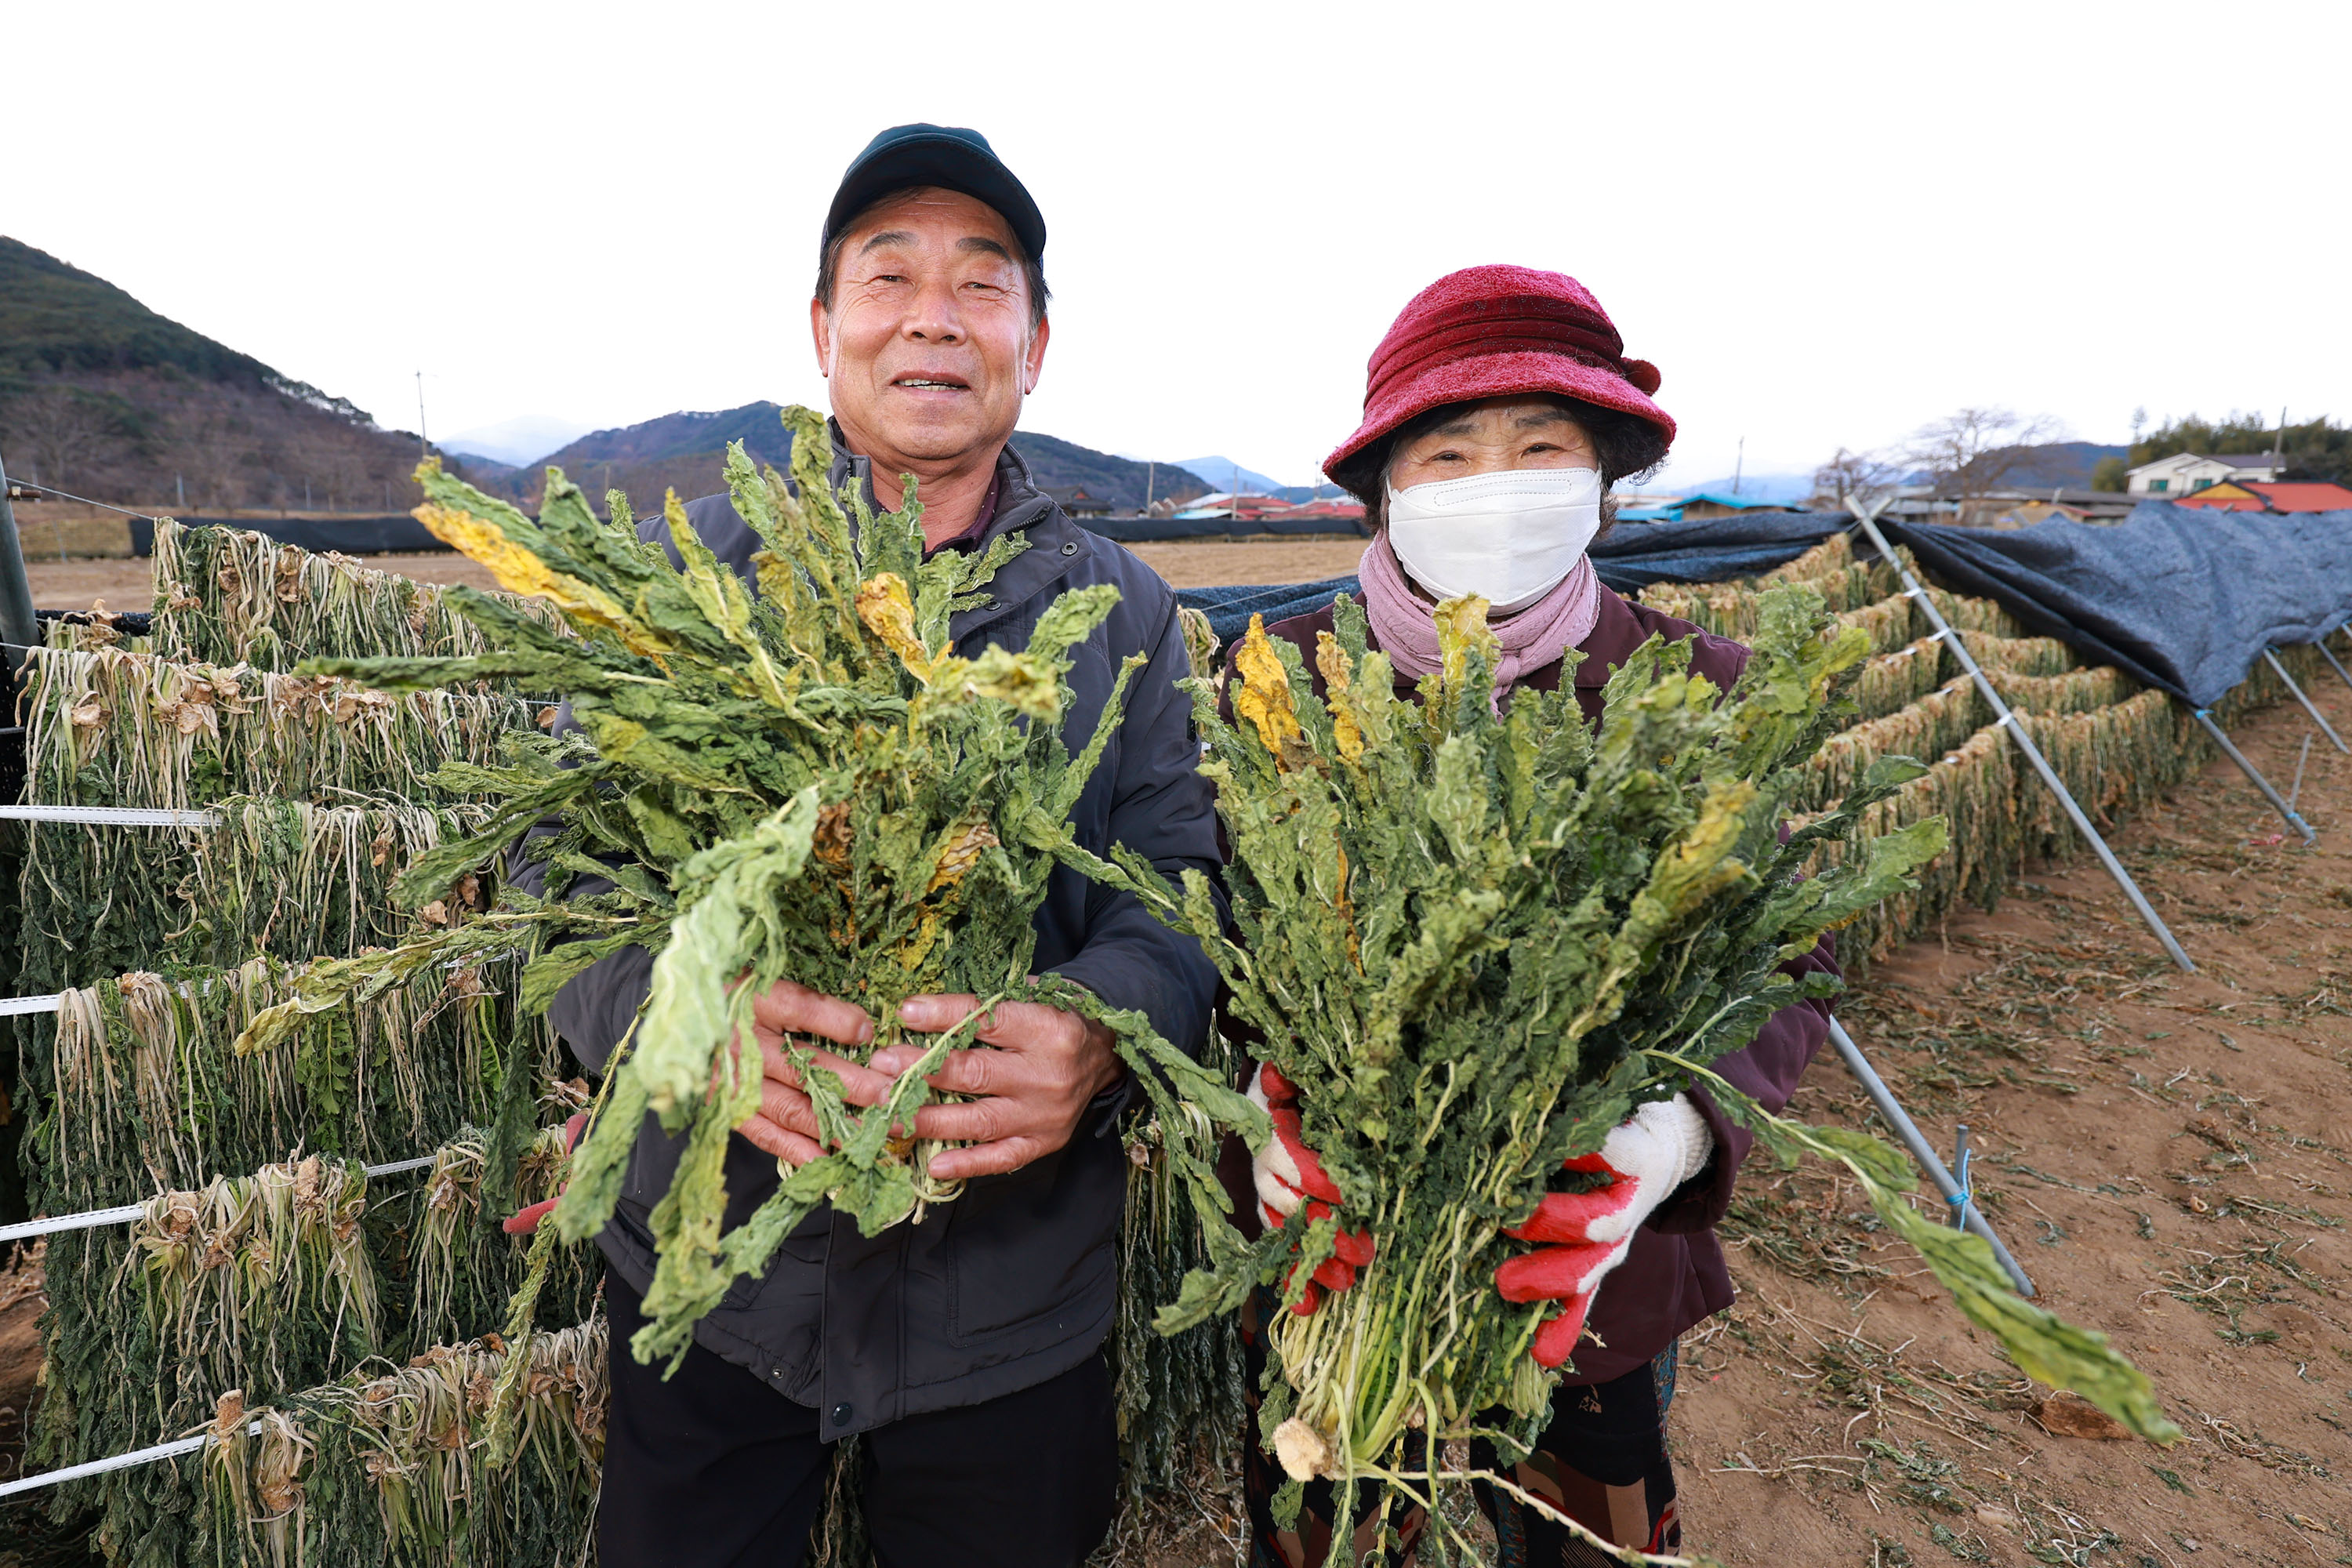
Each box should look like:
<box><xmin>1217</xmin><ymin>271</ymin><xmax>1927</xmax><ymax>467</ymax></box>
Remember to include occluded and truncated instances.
<box><xmin>0</xmin><ymin>449</ymin><xmax>41</xmax><ymax>677</ymax></box>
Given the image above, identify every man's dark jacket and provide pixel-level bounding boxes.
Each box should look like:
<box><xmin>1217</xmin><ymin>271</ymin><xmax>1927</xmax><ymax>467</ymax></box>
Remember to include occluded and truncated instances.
<box><xmin>514</xmin><ymin>435</ymin><xmax>1222</xmax><ymax>1439</ymax></box>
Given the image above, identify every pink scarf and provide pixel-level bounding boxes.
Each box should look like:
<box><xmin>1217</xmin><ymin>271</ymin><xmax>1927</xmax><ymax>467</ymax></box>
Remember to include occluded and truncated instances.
<box><xmin>1359</xmin><ymin>532</ymin><xmax>1601</xmax><ymax>695</ymax></box>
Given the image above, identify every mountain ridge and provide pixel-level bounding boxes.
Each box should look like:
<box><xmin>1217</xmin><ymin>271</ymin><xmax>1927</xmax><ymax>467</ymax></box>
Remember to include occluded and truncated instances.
<box><xmin>491</xmin><ymin>400</ymin><xmax>1214</xmax><ymax>515</ymax></box>
<box><xmin>0</xmin><ymin>234</ymin><xmax>454</xmax><ymax>512</ymax></box>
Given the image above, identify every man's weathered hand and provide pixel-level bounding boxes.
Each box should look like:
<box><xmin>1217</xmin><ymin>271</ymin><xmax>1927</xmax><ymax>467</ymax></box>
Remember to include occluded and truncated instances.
<box><xmin>729</xmin><ymin>980</ymin><xmax>894</xmax><ymax>1167</ymax></box>
<box><xmin>878</xmin><ymin>993</ymin><xmax>1123</xmax><ymax>1180</ymax></box>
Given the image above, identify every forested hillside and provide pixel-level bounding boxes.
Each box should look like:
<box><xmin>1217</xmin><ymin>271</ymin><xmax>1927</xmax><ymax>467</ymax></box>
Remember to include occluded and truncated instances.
<box><xmin>0</xmin><ymin>236</ymin><xmax>462</xmax><ymax>510</ymax></box>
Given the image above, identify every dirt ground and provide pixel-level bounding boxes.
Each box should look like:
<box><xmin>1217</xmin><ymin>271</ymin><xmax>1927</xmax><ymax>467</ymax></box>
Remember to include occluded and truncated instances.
<box><xmin>1672</xmin><ymin>678</ymin><xmax>2352</xmax><ymax>1566</ymax></box>
<box><xmin>20</xmin><ymin>537</ymin><xmax>1364</xmax><ymax>616</ymax></box>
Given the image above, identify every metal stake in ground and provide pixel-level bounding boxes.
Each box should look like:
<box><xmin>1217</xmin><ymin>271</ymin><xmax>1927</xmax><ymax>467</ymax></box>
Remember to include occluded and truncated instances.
<box><xmin>2314</xmin><ymin>633</ymin><xmax>2352</xmax><ymax>699</ymax></box>
<box><xmin>2189</xmin><ymin>707</ymin><xmax>2314</xmax><ymax>844</ymax></box>
<box><xmin>2263</xmin><ymin>647</ymin><xmax>2350</xmax><ymax>754</ymax></box>
<box><xmin>1843</xmin><ymin>498</ymin><xmax>2198</xmax><ymax>975</ymax></box>
<box><xmin>0</xmin><ymin>448</ymin><xmax>40</xmax><ymax>680</ymax></box>
<box><xmin>1825</xmin><ymin>1019</ymin><xmax>2034</xmax><ymax>1297</ymax></box>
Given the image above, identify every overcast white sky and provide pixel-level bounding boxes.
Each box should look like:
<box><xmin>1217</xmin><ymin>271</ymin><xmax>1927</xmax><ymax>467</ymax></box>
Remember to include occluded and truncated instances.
<box><xmin>9</xmin><ymin>0</ymin><xmax>2347</xmax><ymax>488</ymax></box>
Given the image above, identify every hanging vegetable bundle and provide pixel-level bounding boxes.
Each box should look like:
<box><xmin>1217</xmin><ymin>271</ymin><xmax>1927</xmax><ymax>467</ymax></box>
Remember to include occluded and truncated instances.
<box><xmin>1083</xmin><ymin>586</ymin><xmax>2172</xmax><ymax>1555</ymax></box>
<box><xmin>201</xmin><ymin>1317</ymin><xmax>608</xmax><ymax>1568</ymax></box>
<box><xmin>242</xmin><ymin>408</ymin><xmax>1246</xmax><ymax>1370</ymax></box>
<box><xmin>151</xmin><ymin>517</ymin><xmax>560</xmax><ymax>673</ymax></box>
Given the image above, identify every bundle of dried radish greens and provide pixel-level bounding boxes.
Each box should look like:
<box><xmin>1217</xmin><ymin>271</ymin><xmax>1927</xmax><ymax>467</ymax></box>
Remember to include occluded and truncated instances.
<box><xmin>242</xmin><ymin>408</ymin><xmax>1246</xmax><ymax>1368</ymax></box>
<box><xmin>1084</xmin><ymin>587</ymin><xmax>2173</xmax><ymax>1558</ymax></box>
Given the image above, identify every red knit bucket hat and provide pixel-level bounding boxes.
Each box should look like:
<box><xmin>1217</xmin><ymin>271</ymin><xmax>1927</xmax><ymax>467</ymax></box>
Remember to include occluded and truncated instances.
<box><xmin>1324</xmin><ymin>264</ymin><xmax>1674</xmax><ymax>476</ymax></box>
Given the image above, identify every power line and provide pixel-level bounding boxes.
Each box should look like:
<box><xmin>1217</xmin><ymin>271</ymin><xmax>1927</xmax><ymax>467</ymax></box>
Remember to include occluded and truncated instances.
<box><xmin>5</xmin><ymin>477</ymin><xmax>166</xmax><ymax>523</ymax></box>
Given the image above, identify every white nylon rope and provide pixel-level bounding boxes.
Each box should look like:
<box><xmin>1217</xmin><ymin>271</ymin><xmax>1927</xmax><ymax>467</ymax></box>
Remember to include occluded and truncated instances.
<box><xmin>0</xmin><ymin>1155</ymin><xmax>439</xmax><ymax>1247</ymax></box>
<box><xmin>0</xmin><ymin>1148</ymin><xmax>449</xmax><ymax>1496</ymax></box>
<box><xmin>0</xmin><ymin>1430</ymin><xmax>228</xmax><ymax>1498</ymax></box>
<box><xmin>0</xmin><ymin>804</ymin><xmax>223</xmax><ymax>827</ymax></box>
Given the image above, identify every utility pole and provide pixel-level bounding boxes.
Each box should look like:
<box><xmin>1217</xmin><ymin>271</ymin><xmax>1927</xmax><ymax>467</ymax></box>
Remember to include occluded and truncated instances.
<box><xmin>416</xmin><ymin>371</ymin><xmax>430</xmax><ymax>458</ymax></box>
<box><xmin>1143</xmin><ymin>460</ymin><xmax>1154</xmax><ymax>514</ymax></box>
<box><xmin>0</xmin><ymin>448</ymin><xmax>40</xmax><ymax>681</ymax></box>
<box><xmin>176</xmin><ymin>474</ymin><xmax>185</xmax><ymax>511</ymax></box>
<box><xmin>1732</xmin><ymin>436</ymin><xmax>1745</xmax><ymax>496</ymax></box>
<box><xmin>2274</xmin><ymin>405</ymin><xmax>2288</xmax><ymax>465</ymax></box>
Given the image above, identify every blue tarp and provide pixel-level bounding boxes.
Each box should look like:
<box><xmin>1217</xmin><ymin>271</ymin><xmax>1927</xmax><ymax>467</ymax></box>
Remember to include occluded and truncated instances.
<box><xmin>1589</xmin><ymin>510</ymin><xmax>1846</xmax><ymax>591</ymax></box>
<box><xmin>131</xmin><ymin>516</ymin><xmax>446</xmax><ymax>556</ymax></box>
<box><xmin>1082</xmin><ymin>514</ymin><xmax>1367</xmax><ymax>543</ymax></box>
<box><xmin>1883</xmin><ymin>504</ymin><xmax>2352</xmax><ymax>708</ymax></box>
<box><xmin>1178</xmin><ymin>578</ymin><xmax>1359</xmax><ymax>645</ymax></box>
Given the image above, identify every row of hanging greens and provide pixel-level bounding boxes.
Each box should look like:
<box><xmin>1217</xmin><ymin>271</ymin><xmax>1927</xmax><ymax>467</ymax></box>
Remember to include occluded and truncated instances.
<box><xmin>8</xmin><ymin>514</ymin><xmax>612</xmax><ymax>1566</ymax></box>
<box><xmin>199</xmin><ymin>1316</ymin><xmax>608</xmax><ymax>1568</ymax></box>
<box><xmin>38</xmin><ymin>1132</ymin><xmax>598</xmax><ymax>1568</ymax></box>
<box><xmin>1638</xmin><ymin>549</ymin><xmax>2352</xmax><ymax>973</ymax></box>
<box><xmin>150</xmin><ymin>518</ymin><xmax>564</xmax><ymax>674</ymax></box>
<box><xmin>14</xmin><ymin>793</ymin><xmax>497</xmax><ymax>1002</ymax></box>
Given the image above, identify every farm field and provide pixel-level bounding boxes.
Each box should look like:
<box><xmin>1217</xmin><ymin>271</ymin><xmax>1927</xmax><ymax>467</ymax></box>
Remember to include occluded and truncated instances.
<box><xmin>1668</xmin><ymin>665</ymin><xmax>2352</xmax><ymax>1566</ymax></box>
<box><xmin>20</xmin><ymin>535</ymin><xmax>1366</xmax><ymax>613</ymax></box>
<box><xmin>6</xmin><ymin>521</ymin><xmax>2346</xmax><ymax>1566</ymax></box>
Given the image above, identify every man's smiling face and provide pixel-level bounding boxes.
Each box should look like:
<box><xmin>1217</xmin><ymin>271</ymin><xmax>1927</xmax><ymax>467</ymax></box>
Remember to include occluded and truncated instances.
<box><xmin>813</xmin><ymin>187</ymin><xmax>1047</xmax><ymax>475</ymax></box>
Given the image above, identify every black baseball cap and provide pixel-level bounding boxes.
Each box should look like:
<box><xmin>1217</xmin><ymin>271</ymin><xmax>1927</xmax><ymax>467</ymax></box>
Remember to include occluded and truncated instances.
<box><xmin>823</xmin><ymin>123</ymin><xmax>1046</xmax><ymax>265</ymax></box>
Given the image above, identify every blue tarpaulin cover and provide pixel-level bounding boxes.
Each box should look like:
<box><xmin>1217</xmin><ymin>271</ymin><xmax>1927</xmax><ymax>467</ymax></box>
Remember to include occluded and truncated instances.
<box><xmin>1589</xmin><ymin>510</ymin><xmax>1844</xmax><ymax>592</ymax></box>
<box><xmin>1177</xmin><ymin>578</ymin><xmax>1360</xmax><ymax>645</ymax></box>
<box><xmin>1885</xmin><ymin>504</ymin><xmax>2352</xmax><ymax>707</ymax></box>
<box><xmin>132</xmin><ymin>516</ymin><xmax>445</xmax><ymax>556</ymax></box>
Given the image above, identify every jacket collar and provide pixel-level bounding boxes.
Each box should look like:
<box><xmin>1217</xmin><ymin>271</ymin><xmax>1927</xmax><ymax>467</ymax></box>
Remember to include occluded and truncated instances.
<box><xmin>822</xmin><ymin>419</ymin><xmax>1084</xmax><ymax>639</ymax></box>
<box><xmin>1571</xmin><ymin>585</ymin><xmax>1646</xmax><ymax>688</ymax></box>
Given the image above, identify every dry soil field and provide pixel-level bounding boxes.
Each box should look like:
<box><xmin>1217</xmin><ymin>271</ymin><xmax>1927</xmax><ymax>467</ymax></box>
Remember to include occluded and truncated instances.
<box><xmin>20</xmin><ymin>535</ymin><xmax>1367</xmax><ymax>614</ymax></box>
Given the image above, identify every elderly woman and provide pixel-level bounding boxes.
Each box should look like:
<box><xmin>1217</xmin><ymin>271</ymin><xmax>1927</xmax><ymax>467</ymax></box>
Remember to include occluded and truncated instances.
<box><xmin>1234</xmin><ymin>266</ymin><xmax>1839</xmax><ymax>1566</ymax></box>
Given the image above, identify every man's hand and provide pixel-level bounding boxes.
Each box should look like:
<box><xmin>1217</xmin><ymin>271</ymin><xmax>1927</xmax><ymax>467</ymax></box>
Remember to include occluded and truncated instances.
<box><xmin>730</xmin><ymin>980</ymin><xmax>895</xmax><ymax>1167</ymax></box>
<box><xmin>877</xmin><ymin>993</ymin><xmax>1124</xmax><ymax>1181</ymax></box>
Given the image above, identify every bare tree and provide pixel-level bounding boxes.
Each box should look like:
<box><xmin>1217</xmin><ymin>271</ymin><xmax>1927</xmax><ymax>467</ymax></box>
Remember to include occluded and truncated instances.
<box><xmin>1809</xmin><ymin>446</ymin><xmax>1904</xmax><ymax>512</ymax></box>
<box><xmin>2</xmin><ymin>387</ymin><xmax>114</xmax><ymax>491</ymax></box>
<box><xmin>180</xmin><ymin>411</ymin><xmax>249</xmax><ymax>510</ymax></box>
<box><xmin>1904</xmin><ymin>407</ymin><xmax>2065</xmax><ymax>505</ymax></box>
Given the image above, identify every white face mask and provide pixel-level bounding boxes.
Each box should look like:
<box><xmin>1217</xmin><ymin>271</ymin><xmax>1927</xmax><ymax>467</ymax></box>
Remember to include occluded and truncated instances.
<box><xmin>1384</xmin><ymin>466</ymin><xmax>1602</xmax><ymax>614</ymax></box>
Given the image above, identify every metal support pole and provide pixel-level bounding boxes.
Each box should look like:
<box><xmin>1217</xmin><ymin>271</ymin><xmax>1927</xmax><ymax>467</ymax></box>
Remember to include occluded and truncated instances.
<box><xmin>0</xmin><ymin>450</ymin><xmax>40</xmax><ymax>679</ymax></box>
<box><xmin>1845</xmin><ymin>499</ymin><xmax>2196</xmax><ymax>974</ymax></box>
<box><xmin>2314</xmin><ymin>635</ymin><xmax>2352</xmax><ymax>699</ymax></box>
<box><xmin>1826</xmin><ymin>1018</ymin><xmax>2034</xmax><ymax>1297</ymax></box>
<box><xmin>2263</xmin><ymin>648</ymin><xmax>2349</xmax><ymax>754</ymax></box>
<box><xmin>2190</xmin><ymin>708</ymin><xmax>2314</xmax><ymax>843</ymax></box>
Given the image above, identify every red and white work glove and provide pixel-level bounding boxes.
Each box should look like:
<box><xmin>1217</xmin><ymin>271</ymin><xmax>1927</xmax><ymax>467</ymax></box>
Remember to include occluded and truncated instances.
<box><xmin>500</xmin><ymin>1112</ymin><xmax>591</xmax><ymax>1236</ymax></box>
<box><xmin>1248</xmin><ymin>1062</ymin><xmax>1376</xmax><ymax>1316</ymax></box>
<box><xmin>1495</xmin><ymin>1094</ymin><xmax>1714</xmax><ymax>1367</ymax></box>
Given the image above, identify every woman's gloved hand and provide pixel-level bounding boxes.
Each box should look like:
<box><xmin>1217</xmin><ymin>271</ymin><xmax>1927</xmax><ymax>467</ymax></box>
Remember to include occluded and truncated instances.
<box><xmin>500</xmin><ymin>1112</ymin><xmax>592</xmax><ymax>1236</ymax></box>
<box><xmin>1494</xmin><ymin>1094</ymin><xmax>1715</xmax><ymax>1366</ymax></box>
<box><xmin>1248</xmin><ymin>1062</ymin><xmax>1377</xmax><ymax>1316</ymax></box>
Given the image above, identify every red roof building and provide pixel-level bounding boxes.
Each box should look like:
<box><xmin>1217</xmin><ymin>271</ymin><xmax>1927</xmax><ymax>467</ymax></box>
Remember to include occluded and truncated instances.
<box><xmin>2175</xmin><ymin>480</ymin><xmax>2352</xmax><ymax>514</ymax></box>
<box><xmin>1281</xmin><ymin>499</ymin><xmax>1368</xmax><ymax>521</ymax></box>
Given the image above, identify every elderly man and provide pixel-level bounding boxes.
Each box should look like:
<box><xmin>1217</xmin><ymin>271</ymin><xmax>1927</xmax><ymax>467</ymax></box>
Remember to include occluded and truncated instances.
<box><xmin>529</xmin><ymin>125</ymin><xmax>1222</xmax><ymax>1568</ymax></box>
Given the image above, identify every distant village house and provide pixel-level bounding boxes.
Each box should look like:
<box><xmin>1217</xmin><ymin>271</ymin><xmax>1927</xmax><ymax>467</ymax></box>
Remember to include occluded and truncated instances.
<box><xmin>1042</xmin><ymin>485</ymin><xmax>1114</xmax><ymax>517</ymax></box>
<box><xmin>2172</xmin><ymin>479</ymin><xmax>2352</xmax><ymax>514</ymax></box>
<box><xmin>2125</xmin><ymin>452</ymin><xmax>2283</xmax><ymax>495</ymax></box>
